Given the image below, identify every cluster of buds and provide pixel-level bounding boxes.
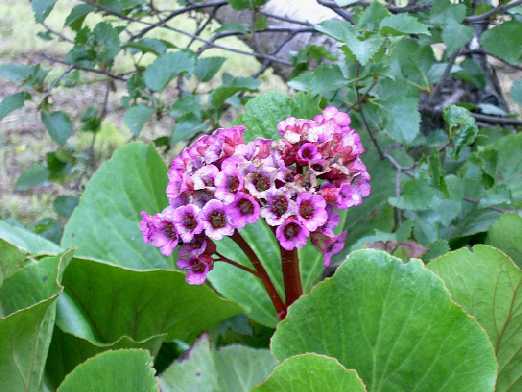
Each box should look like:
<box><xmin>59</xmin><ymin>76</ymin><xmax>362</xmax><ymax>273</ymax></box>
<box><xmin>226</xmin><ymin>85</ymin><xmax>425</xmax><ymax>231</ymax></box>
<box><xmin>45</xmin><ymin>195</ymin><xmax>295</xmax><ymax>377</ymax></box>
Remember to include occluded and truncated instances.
<box><xmin>140</xmin><ymin>106</ymin><xmax>370</xmax><ymax>285</ymax></box>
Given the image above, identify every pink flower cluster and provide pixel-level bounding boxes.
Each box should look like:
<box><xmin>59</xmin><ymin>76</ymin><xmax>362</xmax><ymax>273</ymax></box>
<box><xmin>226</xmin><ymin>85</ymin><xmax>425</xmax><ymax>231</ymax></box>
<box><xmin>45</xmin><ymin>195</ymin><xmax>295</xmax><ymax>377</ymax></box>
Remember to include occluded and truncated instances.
<box><xmin>140</xmin><ymin>106</ymin><xmax>370</xmax><ymax>284</ymax></box>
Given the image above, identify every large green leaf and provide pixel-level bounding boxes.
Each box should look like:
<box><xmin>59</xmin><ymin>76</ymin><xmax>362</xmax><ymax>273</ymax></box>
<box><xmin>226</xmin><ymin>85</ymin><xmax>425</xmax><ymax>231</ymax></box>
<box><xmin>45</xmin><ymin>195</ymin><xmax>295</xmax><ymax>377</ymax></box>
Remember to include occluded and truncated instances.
<box><xmin>0</xmin><ymin>251</ymin><xmax>70</xmax><ymax>391</ymax></box>
<box><xmin>46</xmin><ymin>256</ymin><xmax>239</xmax><ymax>386</ymax></box>
<box><xmin>380</xmin><ymin>14</ymin><xmax>430</xmax><ymax>36</ymax></box>
<box><xmin>253</xmin><ymin>353</ymin><xmax>366</xmax><ymax>392</ymax></box>
<box><xmin>429</xmin><ymin>246</ymin><xmax>521</xmax><ymax>391</ymax></box>
<box><xmin>0</xmin><ymin>239</ymin><xmax>28</xmax><ymax>285</ymax></box>
<box><xmin>382</xmin><ymin>96</ymin><xmax>421</xmax><ymax>144</ymax></box>
<box><xmin>160</xmin><ymin>334</ymin><xmax>276</xmax><ymax>392</ymax></box>
<box><xmin>0</xmin><ymin>220</ymin><xmax>62</xmax><ymax>256</ymax></box>
<box><xmin>271</xmin><ymin>249</ymin><xmax>497</xmax><ymax>391</ymax></box>
<box><xmin>62</xmin><ymin>143</ymin><xmax>172</xmax><ymax>270</ymax></box>
<box><xmin>487</xmin><ymin>214</ymin><xmax>522</xmax><ymax>267</ymax></box>
<box><xmin>56</xmin><ymin>349</ymin><xmax>157</xmax><ymax>392</ymax></box>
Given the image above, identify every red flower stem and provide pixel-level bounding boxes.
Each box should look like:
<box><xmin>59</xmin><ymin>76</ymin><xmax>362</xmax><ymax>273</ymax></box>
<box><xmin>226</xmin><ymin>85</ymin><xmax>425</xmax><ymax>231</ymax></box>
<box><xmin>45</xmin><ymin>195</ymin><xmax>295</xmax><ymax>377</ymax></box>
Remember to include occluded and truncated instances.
<box><xmin>214</xmin><ymin>252</ymin><xmax>257</xmax><ymax>275</ymax></box>
<box><xmin>231</xmin><ymin>232</ymin><xmax>287</xmax><ymax>319</ymax></box>
<box><xmin>279</xmin><ymin>246</ymin><xmax>303</xmax><ymax>306</ymax></box>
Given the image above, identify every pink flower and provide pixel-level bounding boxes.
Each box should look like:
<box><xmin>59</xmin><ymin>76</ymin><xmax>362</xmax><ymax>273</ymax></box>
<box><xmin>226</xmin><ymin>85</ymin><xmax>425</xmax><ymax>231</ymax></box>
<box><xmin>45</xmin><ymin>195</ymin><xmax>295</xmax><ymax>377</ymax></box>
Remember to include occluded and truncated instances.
<box><xmin>227</xmin><ymin>192</ymin><xmax>260</xmax><ymax>229</ymax></box>
<box><xmin>140</xmin><ymin>210</ymin><xmax>179</xmax><ymax>256</ymax></box>
<box><xmin>201</xmin><ymin>199</ymin><xmax>234</xmax><ymax>240</ymax></box>
<box><xmin>179</xmin><ymin>233</ymin><xmax>208</xmax><ymax>258</ymax></box>
<box><xmin>261</xmin><ymin>192</ymin><xmax>295</xmax><ymax>226</ymax></box>
<box><xmin>296</xmin><ymin>193</ymin><xmax>328</xmax><ymax>232</ymax></box>
<box><xmin>297</xmin><ymin>143</ymin><xmax>321</xmax><ymax>163</ymax></box>
<box><xmin>193</xmin><ymin>164</ymin><xmax>218</xmax><ymax>190</ymax></box>
<box><xmin>177</xmin><ymin>254</ymin><xmax>213</xmax><ymax>285</ymax></box>
<box><xmin>215</xmin><ymin>166</ymin><xmax>243</xmax><ymax>203</ymax></box>
<box><xmin>336</xmin><ymin>183</ymin><xmax>363</xmax><ymax>209</ymax></box>
<box><xmin>312</xmin><ymin>231</ymin><xmax>347</xmax><ymax>267</ymax></box>
<box><xmin>244</xmin><ymin>169</ymin><xmax>275</xmax><ymax>198</ymax></box>
<box><xmin>173</xmin><ymin>204</ymin><xmax>203</xmax><ymax>243</ymax></box>
<box><xmin>276</xmin><ymin>217</ymin><xmax>309</xmax><ymax>250</ymax></box>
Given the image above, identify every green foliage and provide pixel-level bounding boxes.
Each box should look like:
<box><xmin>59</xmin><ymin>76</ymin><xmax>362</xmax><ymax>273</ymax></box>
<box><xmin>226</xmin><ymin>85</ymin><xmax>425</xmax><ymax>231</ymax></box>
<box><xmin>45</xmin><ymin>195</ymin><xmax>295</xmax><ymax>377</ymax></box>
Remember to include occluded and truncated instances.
<box><xmin>480</xmin><ymin>21</ymin><xmax>522</xmax><ymax>64</ymax></box>
<box><xmin>253</xmin><ymin>354</ymin><xmax>366</xmax><ymax>392</ymax></box>
<box><xmin>272</xmin><ymin>249</ymin><xmax>497</xmax><ymax>391</ymax></box>
<box><xmin>0</xmin><ymin>92</ymin><xmax>30</xmax><ymax>120</ymax></box>
<box><xmin>42</xmin><ymin>111</ymin><xmax>74</xmax><ymax>146</ymax></box>
<box><xmin>56</xmin><ymin>349</ymin><xmax>157</xmax><ymax>392</ymax></box>
<box><xmin>144</xmin><ymin>51</ymin><xmax>196</xmax><ymax>92</ymax></box>
<box><xmin>487</xmin><ymin>214</ymin><xmax>522</xmax><ymax>267</ymax></box>
<box><xmin>429</xmin><ymin>245</ymin><xmax>521</xmax><ymax>391</ymax></box>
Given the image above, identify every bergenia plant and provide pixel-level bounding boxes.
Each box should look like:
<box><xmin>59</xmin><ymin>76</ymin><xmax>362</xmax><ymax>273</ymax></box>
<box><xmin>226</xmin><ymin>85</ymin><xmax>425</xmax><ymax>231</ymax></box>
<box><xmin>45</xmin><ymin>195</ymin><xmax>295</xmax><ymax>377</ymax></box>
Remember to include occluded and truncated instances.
<box><xmin>140</xmin><ymin>106</ymin><xmax>370</xmax><ymax>317</ymax></box>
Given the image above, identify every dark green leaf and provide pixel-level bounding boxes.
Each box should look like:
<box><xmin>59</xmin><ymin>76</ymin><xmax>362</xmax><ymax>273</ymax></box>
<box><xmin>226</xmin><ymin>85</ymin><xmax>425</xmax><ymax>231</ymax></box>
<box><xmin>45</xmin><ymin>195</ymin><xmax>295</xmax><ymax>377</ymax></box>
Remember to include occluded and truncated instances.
<box><xmin>227</xmin><ymin>0</ymin><xmax>267</xmax><ymax>11</ymax></box>
<box><xmin>15</xmin><ymin>163</ymin><xmax>49</xmax><ymax>191</ymax></box>
<box><xmin>381</xmin><ymin>96</ymin><xmax>421</xmax><ymax>144</ymax></box>
<box><xmin>53</xmin><ymin>196</ymin><xmax>79</xmax><ymax>219</ymax></box>
<box><xmin>171</xmin><ymin>117</ymin><xmax>207</xmax><ymax>144</ymax></box>
<box><xmin>380</xmin><ymin>14</ymin><xmax>430</xmax><ymax>35</ymax></box>
<box><xmin>481</xmin><ymin>21</ymin><xmax>522</xmax><ymax>64</ymax></box>
<box><xmin>64</xmin><ymin>4</ymin><xmax>95</xmax><ymax>31</ymax></box>
<box><xmin>93</xmin><ymin>22</ymin><xmax>120</xmax><ymax>66</ymax></box>
<box><xmin>288</xmin><ymin>64</ymin><xmax>345</xmax><ymax>96</ymax></box>
<box><xmin>32</xmin><ymin>0</ymin><xmax>56</xmax><ymax>23</ymax></box>
<box><xmin>357</xmin><ymin>1</ymin><xmax>390</xmax><ymax>30</ymax></box>
<box><xmin>42</xmin><ymin>111</ymin><xmax>73</xmax><ymax>146</ymax></box>
<box><xmin>389</xmin><ymin>178</ymin><xmax>438</xmax><ymax>211</ymax></box>
<box><xmin>56</xmin><ymin>349</ymin><xmax>157</xmax><ymax>392</ymax></box>
<box><xmin>443</xmin><ymin>105</ymin><xmax>478</xmax><ymax>158</ymax></box>
<box><xmin>271</xmin><ymin>249</ymin><xmax>497</xmax><ymax>391</ymax></box>
<box><xmin>195</xmin><ymin>56</ymin><xmax>226</xmax><ymax>82</ymax></box>
<box><xmin>123</xmin><ymin>104</ymin><xmax>154</xmax><ymax>136</ymax></box>
<box><xmin>0</xmin><ymin>92</ymin><xmax>30</xmax><ymax>120</ymax></box>
<box><xmin>144</xmin><ymin>51</ymin><xmax>196</xmax><ymax>92</ymax></box>
<box><xmin>169</xmin><ymin>95</ymin><xmax>202</xmax><ymax>119</ymax></box>
<box><xmin>443</xmin><ymin>21</ymin><xmax>473</xmax><ymax>54</ymax></box>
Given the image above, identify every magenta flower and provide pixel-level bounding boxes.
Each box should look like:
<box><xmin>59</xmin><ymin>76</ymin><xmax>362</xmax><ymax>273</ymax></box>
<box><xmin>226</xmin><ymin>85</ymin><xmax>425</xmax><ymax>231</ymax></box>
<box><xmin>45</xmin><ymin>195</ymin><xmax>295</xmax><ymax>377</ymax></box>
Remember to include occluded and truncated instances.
<box><xmin>179</xmin><ymin>233</ymin><xmax>208</xmax><ymax>258</ymax></box>
<box><xmin>177</xmin><ymin>254</ymin><xmax>213</xmax><ymax>285</ymax></box>
<box><xmin>215</xmin><ymin>167</ymin><xmax>243</xmax><ymax>203</ymax></box>
<box><xmin>261</xmin><ymin>192</ymin><xmax>295</xmax><ymax>226</ymax></box>
<box><xmin>245</xmin><ymin>169</ymin><xmax>275</xmax><ymax>198</ymax></box>
<box><xmin>193</xmin><ymin>164</ymin><xmax>218</xmax><ymax>190</ymax></box>
<box><xmin>312</xmin><ymin>231</ymin><xmax>347</xmax><ymax>267</ymax></box>
<box><xmin>227</xmin><ymin>192</ymin><xmax>261</xmax><ymax>229</ymax></box>
<box><xmin>297</xmin><ymin>143</ymin><xmax>321</xmax><ymax>163</ymax></box>
<box><xmin>140</xmin><ymin>210</ymin><xmax>179</xmax><ymax>256</ymax></box>
<box><xmin>201</xmin><ymin>199</ymin><xmax>234</xmax><ymax>240</ymax></box>
<box><xmin>173</xmin><ymin>204</ymin><xmax>203</xmax><ymax>243</ymax></box>
<box><xmin>276</xmin><ymin>217</ymin><xmax>309</xmax><ymax>250</ymax></box>
<box><xmin>296</xmin><ymin>193</ymin><xmax>328</xmax><ymax>232</ymax></box>
<box><xmin>336</xmin><ymin>183</ymin><xmax>363</xmax><ymax>209</ymax></box>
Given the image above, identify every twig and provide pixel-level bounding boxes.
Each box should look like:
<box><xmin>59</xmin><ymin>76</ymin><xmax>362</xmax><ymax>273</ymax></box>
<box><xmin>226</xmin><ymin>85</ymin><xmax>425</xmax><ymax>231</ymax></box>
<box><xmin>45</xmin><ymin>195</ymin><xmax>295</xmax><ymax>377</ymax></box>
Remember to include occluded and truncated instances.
<box><xmin>465</xmin><ymin>0</ymin><xmax>522</xmax><ymax>23</ymax></box>
<box><xmin>39</xmin><ymin>53</ymin><xmax>128</xmax><ymax>81</ymax></box>
<box><xmin>429</xmin><ymin>49</ymin><xmax>461</xmax><ymax>104</ymax></box>
<box><xmin>470</xmin><ymin>113</ymin><xmax>522</xmax><ymax>126</ymax></box>
<box><xmin>261</xmin><ymin>11</ymin><xmax>312</xmax><ymax>26</ymax></box>
<box><xmin>317</xmin><ymin>0</ymin><xmax>354</xmax><ymax>23</ymax></box>
<box><xmin>462</xmin><ymin>49</ymin><xmax>522</xmax><ymax>71</ymax></box>
<box><xmin>215</xmin><ymin>252</ymin><xmax>258</xmax><ymax>275</ymax></box>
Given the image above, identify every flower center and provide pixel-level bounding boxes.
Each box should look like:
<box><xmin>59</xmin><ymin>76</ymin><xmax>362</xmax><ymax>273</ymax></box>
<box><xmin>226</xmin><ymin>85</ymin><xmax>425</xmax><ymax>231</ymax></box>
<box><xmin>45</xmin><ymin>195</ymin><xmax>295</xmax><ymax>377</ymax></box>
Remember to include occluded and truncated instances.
<box><xmin>191</xmin><ymin>259</ymin><xmax>206</xmax><ymax>273</ymax></box>
<box><xmin>210</xmin><ymin>210</ymin><xmax>226</xmax><ymax>229</ymax></box>
<box><xmin>252</xmin><ymin>172</ymin><xmax>270</xmax><ymax>192</ymax></box>
<box><xmin>284</xmin><ymin>222</ymin><xmax>301</xmax><ymax>239</ymax></box>
<box><xmin>227</xmin><ymin>175</ymin><xmax>240</xmax><ymax>192</ymax></box>
<box><xmin>183</xmin><ymin>213</ymin><xmax>198</xmax><ymax>230</ymax></box>
<box><xmin>238</xmin><ymin>198</ymin><xmax>254</xmax><ymax>216</ymax></box>
<box><xmin>271</xmin><ymin>196</ymin><xmax>288</xmax><ymax>217</ymax></box>
<box><xmin>302</xmin><ymin>146</ymin><xmax>313</xmax><ymax>159</ymax></box>
<box><xmin>163</xmin><ymin>221</ymin><xmax>178</xmax><ymax>240</ymax></box>
<box><xmin>299</xmin><ymin>200</ymin><xmax>314</xmax><ymax>220</ymax></box>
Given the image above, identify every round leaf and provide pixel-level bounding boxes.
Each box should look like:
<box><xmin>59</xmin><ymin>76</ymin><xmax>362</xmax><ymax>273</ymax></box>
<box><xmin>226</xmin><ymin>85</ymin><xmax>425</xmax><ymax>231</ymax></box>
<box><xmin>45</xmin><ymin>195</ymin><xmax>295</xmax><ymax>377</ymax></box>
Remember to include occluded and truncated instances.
<box><xmin>271</xmin><ymin>249</ymin><xmax>497</xmax><ymax>391</ymax></box>
<box><xmin>253</xmin><ymin>354</ymin><xmax>366</xmax><ymax>392</ymax></box>
<box><xmin>429</xmin><ymin>245</ymin><xmax>521</xmax><ymax>392</ymax></box>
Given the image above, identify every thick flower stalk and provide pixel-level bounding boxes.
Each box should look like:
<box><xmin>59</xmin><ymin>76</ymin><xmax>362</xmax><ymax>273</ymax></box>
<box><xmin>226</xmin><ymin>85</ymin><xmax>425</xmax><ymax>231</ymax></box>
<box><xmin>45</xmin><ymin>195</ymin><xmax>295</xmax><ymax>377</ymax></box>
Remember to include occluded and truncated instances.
<box><xmin>140</xmin><ymin>106</ymin><xmax>370</xmax><ymax>317</ymax></box>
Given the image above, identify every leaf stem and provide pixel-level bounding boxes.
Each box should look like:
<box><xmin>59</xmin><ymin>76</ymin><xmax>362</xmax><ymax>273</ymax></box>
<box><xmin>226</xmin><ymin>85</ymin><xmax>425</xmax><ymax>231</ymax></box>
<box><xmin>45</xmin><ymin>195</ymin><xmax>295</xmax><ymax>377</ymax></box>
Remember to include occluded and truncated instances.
<box><xmin>279</xmin><ymin>247</ymin><xmax>303</xmax><ymax>307</ymax></box>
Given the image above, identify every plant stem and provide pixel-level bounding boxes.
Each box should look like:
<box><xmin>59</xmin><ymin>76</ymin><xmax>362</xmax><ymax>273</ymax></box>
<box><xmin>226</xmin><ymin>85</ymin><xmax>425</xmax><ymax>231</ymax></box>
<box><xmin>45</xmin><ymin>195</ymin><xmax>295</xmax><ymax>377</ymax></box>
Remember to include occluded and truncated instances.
<box><xmin>231</xmin><ymin>232</ymin><xmax>287</xmax><ymax>319</ymax></box>
<box><xmin>279</xmin><ymin>247</ymin><xmax>303</xmax><ymax>306</ymax></box>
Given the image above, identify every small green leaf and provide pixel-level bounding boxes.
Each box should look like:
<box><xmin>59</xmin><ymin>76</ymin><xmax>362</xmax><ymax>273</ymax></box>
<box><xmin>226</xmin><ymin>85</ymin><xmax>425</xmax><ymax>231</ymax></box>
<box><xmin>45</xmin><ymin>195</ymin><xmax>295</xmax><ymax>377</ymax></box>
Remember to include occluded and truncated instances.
<box><xmin>443</xmin><ymin>21</ymin><xmax>473</xmax><ymax>54</ymax></box>
<box><xmin>53</xmin><ymin>196</ymin><xmax>79</xmax><ymax>219</ymax></box>
<box><xmin>210</xmin><ymin>75</ymin><xmax>260</xmax><ymax>107</ymax></box>
<box><xmin>288</xmin><ymin>64</ymin><xmax>345</xmax><ymax>96</ymax></box>
<box><xmin>381</xmin><ymin>96</ymin><xmax>421</xmax><ymax>144</ymax></box>
<box><xmin>511</xmin><ymin>79</ymin><xmax>522</xmax><ymax>105</ymax></box>
<box><xmin>443</xmin><ymin>105</ymin><xmax>478</xmax><ymax>158</ymax></box>
<box><xmin>429</xmin><ymin>245</ymin><xmax>521</xmax><ymax>392</ymax></box>
<box><xmin>271</xmin><ymin>249</ymin><xmax>497</xmax><ymax>391</ymax></box>
<box><xmin>0</xmin><ymin>64</ymin><xmax>34</xmax><ymax>83</ymax></box>
<box><xmin>15</xmin><ymin>163</ymin><xmax>49</xmax><ymax>191</ymax></box>
<box><xmin>389</xmin><ymin>178</ymin><xmax>438</xmax><ymax>211</ymax></box>
<box><xmin>481</xmin><ymin>21</ymin><xmax>522</xmax><ymax>64</ymax></box>
<box><xmin>487</xmin><ymin>214</ymin><xmax>522</xmax><ymax>267</ymax></box>
<box><xmin>380</xmin><ymin>14</ymin><xmax>430</xmax><ymax>35</ymax></box>
<box><xmin>93</xmin><ymin>22</ymin><xmax>120</xmax><ymax>65</ymax></box>
<box><xmin>171</xmin><ymin>117</ymin><xmax>207</xmax><ymax>144</ymax></box>
<box><xmin>254</xmin><ymin>354</ymin><xmax>366</xmax><ymax>392</ymax></box>
<box><xmin>160</xmin><ymin>335</ymin><xmax>276</xmax><ymax>392</ymax></box>
<box><xmin>0</xmin><ymin>92</ymin><xmax>30</xmax><ymax>120</ymax></box>
<box><xmin>195</xmin><ymin>56</ymin><xmax>226</xmax><ymax>82</ymax></box>
<box><xmin>144</xmin><ymin>51</ymin><xmax>196</xmax><ymax>92</ymax></box>
<box><xmin>227</xmin><ymin>0</ymin><xmax>267</xmax><ymax>11</ymax></box>
<box><xmin>64</xmin><ymin>4</ymin><xmax>95</xmax><ymax>31</ymax></box>
<box><xmin>42</xmin><ymin>111</ymin><xmax>73</xmax><ymax>146</ymax></box>
<box><xmin>123</xmin><ymin>104</ymin><xmax>154</xmax><ymax>136</ymax></box>
<box><xmin>56</xmin><ymin>349</ymin><xmax>157</xmax><ymax>392</ymax></box>
<box><xmin>357</xmin><ymin>1</ymin><xmax>390</xmax><ymax>30</ymax></box>
<box><xmin>32</xmin><ymin>0</ymin><xmax>56</xmax><ymax>23</ymax></box>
